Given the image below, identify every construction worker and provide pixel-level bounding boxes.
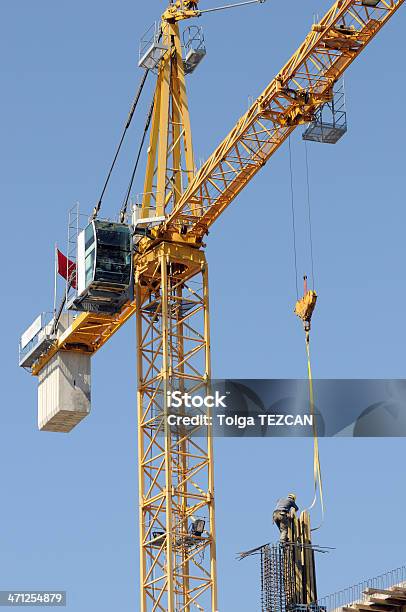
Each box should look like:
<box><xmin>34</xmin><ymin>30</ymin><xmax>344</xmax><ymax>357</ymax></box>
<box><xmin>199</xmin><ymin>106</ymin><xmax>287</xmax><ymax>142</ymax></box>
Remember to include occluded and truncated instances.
<box><xmin>272</xmin><ymin>494</ymin><xmax>298</xmax><ymax>543</ymax></box>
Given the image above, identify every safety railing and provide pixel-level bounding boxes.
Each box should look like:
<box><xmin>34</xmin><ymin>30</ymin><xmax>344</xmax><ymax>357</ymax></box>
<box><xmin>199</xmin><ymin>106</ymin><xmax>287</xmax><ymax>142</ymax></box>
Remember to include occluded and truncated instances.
<box><xmin>19</xmin><ymin>312</ymin><xmax>55</xmax><ymax>368</ymax></box>
<box><xmin>138</xmin><ymin>22</ymin><xmax>168</xmax><ymax>71</ymax></box>
<box><xmin>317</xmin><ymin>565</ymin><xmax>406</xmax><ymax>612</ymax></box>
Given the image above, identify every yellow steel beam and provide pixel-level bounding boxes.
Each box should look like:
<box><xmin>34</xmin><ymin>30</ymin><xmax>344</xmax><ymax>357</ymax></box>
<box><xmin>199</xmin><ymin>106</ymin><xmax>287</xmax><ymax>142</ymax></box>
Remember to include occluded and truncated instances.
<box><xmin>156</xmin><ymin>27</ymin><xmax>172</xmax><ymax>217</ymax></box>
<box><xmin>31</xmin><ymin>302</ymin><xmax>138</xmax><ymax>376</ymax></box>
<box><xmin>142</xmin><ymin>17</ymin><xmax>195</xmax><ymax>220</ymax></box>
<box><xmin>162</xmin><ymin>3</ymin><xmax>200</xmax><ymax>23</ymax></box>
<box><xmin>143</xmin><ymin>71</ymin><xmax>163</xmax><ymax>217</ymax></box>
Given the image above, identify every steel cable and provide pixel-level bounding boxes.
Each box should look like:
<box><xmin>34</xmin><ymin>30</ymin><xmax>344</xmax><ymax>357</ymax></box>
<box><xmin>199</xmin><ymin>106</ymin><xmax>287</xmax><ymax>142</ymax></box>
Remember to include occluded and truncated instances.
<box><xmin>304</xmin><ymin>140</ymin><xmax>316</xmax><ymax>290</ymax></box>
<box><xmin>288</xmin><ymin>136</ymin><xmax>299</xmax><ymax>299</ymax></box>
<box><xmin>91</xmin><ymin>68</ymin><xmax>149</xmax><ymax>220</ymax></box>
<box><xmin>120</xmin><ymin>95</ymin><xmax>155</xmax><ymax>223</ymax></box>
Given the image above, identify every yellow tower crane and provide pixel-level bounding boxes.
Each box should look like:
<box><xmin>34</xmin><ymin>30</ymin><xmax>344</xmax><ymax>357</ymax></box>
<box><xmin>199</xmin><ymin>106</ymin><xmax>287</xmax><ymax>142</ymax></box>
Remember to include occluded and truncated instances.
<box><xmin>19</xmin><ymin>0</ymin><xmax>405</xmax><ymax>610</ymax></box>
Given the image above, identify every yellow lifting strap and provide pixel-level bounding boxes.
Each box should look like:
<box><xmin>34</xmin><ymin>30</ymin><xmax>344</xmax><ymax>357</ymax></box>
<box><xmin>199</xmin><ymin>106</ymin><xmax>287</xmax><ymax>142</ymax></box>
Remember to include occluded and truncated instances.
<box><xmin>295</xmin><ymin>276</ymin><xmax>324</xmax><ymax>530</ymax></box>
<box><xmin>305</xmin><ymin>332</ymin><xmax>324</xmax><ymax>530</ymax></box>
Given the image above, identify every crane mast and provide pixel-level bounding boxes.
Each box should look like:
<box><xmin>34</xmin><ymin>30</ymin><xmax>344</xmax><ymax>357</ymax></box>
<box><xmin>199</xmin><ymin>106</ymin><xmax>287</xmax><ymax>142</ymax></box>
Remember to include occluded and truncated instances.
<box><xmin>141</xmin><ymin>15</ymin><xmax>195</xmax><ymax>217</ymax></box>
<box><xmin>135</xmin><ymin>245</ymin><xmax>215</xmax><ymax>611</ymax></box>
<box><xmin>135</xmin><ymin>6</ymin><xmax>217</xmax><ymax>611</ymax></box>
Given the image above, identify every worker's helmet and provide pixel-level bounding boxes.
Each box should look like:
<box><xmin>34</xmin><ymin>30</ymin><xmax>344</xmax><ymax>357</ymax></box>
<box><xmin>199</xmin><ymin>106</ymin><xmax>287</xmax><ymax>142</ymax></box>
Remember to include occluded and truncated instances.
<box><xmin>288</xmin><ymin>493</ymin><xmax>296</xmax><ymax>500</ymax></box>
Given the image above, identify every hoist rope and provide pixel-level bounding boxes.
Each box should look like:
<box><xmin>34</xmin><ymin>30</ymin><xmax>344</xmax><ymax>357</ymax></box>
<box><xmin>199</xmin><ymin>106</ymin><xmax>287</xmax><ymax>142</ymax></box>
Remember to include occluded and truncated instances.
<box><xmin>119</xmin><ymin>95</ymin><xmax>155</xmax><ymax>223</ymax></box>
<box><xmin>289</xmin><ymin>137</ymin><xmax>323</xmax><ymax>528</ymax></box>
<box><xmin>288</xmin><ymin>136</ymin><xmax>299</xmax><ymax>299</ymax></box>
<box><xmin>302</xmin><ymin>142</ymin><xmax>323</xmax><ymax>526</ymax></box>
<box><xmin>91</xmin><ymin>68</ymin><xmax>149</xmax><ymax>220</ymax></box>
<box><xmin>304</xmin><ymin>141</ymin><xmax>315</xmax><ymax>290</ymax></box>
<box><xmin>304</xmin><ymin>331</ymin><xmax>324</xmax><ymax>530</ymax></box>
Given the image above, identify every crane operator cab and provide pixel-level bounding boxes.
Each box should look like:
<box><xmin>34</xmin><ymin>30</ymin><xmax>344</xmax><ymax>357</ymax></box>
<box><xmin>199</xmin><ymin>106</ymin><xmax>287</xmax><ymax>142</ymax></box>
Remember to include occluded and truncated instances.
<box><xmin>69</xmin><ymin>220</ymin><xmax>133</xmax><ymax>315</ymax></box>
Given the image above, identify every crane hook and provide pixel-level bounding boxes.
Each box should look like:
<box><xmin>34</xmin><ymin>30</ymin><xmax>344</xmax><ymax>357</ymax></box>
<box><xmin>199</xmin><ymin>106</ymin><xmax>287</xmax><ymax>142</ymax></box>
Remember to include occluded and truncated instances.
<box><xmin>294</xmin><ymin>275</ymin><xmax>317</xmax><ymax>335</ymax></box>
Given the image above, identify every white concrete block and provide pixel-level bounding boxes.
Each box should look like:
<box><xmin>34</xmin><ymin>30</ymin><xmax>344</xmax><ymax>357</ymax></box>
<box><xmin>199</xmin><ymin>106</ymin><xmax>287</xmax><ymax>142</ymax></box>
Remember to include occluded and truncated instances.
<box><xmin>38</xmin><ymin>351</ymin><xmax>91</xmax><ymax>433</ymax></box>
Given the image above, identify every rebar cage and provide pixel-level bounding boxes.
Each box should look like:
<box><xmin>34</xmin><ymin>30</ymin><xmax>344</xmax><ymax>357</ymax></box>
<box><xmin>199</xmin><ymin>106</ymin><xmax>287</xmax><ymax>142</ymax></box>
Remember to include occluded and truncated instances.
<box><xmin>259</xmin><ymin>512</ymin><xmax>318</xmax><ymax>612</ymax></box>
<box><xmin>261</xmin><ymin>544</ymin><xmax>297</xmax><ymax>612</ymax></box>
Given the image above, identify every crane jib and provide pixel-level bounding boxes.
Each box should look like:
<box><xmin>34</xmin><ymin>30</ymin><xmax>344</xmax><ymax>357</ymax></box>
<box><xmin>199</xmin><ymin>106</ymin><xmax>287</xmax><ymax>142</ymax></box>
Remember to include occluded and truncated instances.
<box><xmin>165</xmin><ymin>0</ymin><xmax>405</xmax><ymax>240</ymax></box>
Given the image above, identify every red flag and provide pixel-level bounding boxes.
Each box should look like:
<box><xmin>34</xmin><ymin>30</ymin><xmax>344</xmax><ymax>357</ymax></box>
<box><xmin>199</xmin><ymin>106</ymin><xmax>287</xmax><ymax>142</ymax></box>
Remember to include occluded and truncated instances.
<box><xmin>57</xmin><ymin>249</ymin><xmax>77</xmax><ymax>289</ymax></box>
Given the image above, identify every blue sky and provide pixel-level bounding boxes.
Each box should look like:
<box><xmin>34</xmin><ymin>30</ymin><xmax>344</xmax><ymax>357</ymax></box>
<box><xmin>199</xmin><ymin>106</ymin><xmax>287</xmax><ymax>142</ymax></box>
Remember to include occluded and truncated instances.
<box><xmin>1</xmin><ymin>1</ymin><xmax>406</xmax><ymax>610</ymax></box>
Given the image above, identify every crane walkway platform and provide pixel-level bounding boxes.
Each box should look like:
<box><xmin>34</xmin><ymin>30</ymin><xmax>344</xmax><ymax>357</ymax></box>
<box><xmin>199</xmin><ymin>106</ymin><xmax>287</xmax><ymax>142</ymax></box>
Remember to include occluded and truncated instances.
<box><xmin>31</xmin><ymin>302</ymin><xmax>137</xmax><ymax>376</ymax></box>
